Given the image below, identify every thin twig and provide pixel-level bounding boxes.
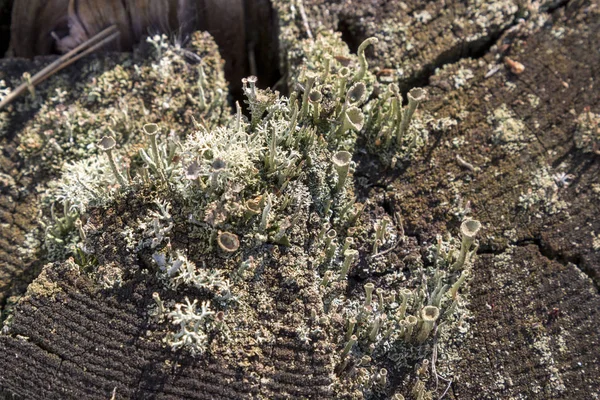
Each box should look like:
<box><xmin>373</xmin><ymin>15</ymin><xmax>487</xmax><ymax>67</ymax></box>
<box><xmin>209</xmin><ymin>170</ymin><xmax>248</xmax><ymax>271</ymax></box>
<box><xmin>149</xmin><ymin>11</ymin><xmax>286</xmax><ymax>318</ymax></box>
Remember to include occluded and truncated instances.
<box><xmin>297</xmin><ymin>0</ymin><xmax>313</xmax><ymax>39</ymax></box>
<box><xmin>48</xmin><ymin>31</ymin><xmax>121</xmax><ymax>78</ymax></box>
<box><xmin>439</xmin><ymin>379</ymin><xmax>453</xmax><ymax>400</ymax></box>
<box><xmin>38</xmin><ymin>25</ymin><xmax>118</xmax><ymax>83</ymax></box>
<box><xmin>0</xmin><ymin>25</ymin><xmax>119</xmax><ymax>110</ymax></box>
<box><xmin>432</xmin><ymin>340</ymin><xmax>439</xmax><ymax>390</ymax></box>
<box><xmin>455</xmin><ymin>154</ymin><xmax>475</xmax><ymax>172</ymax></box>
<box><xmin>370</xmin><ymin>239</ymin><xmax>399</xmax><ymax>259</ymax></box>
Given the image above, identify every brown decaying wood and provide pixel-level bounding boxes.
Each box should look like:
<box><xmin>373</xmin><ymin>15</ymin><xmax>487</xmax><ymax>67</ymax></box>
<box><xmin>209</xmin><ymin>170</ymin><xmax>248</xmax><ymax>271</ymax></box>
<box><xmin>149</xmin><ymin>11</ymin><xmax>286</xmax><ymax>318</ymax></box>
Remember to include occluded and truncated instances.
<box><xmin>6</xmin><ymin>0</ymin><xmax>70</xmax><ymax>58</ymax></box>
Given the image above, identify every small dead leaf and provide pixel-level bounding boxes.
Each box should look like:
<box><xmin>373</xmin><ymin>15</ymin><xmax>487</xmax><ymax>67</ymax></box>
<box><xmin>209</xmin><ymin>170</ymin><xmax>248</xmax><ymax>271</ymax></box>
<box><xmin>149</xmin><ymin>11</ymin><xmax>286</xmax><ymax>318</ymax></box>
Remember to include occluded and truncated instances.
<box><xmin>504</xmin><ymin>57</ymin><xmax>525</xmax><ymax>74</ymax></box>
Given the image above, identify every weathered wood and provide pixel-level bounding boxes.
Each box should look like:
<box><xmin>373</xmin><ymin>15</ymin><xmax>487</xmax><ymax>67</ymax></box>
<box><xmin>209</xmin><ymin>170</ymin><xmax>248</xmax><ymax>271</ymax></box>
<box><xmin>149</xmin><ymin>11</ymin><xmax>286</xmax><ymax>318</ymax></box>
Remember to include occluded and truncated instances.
<box><xmin>7</xmin><ymin>0</ymin><xmax>239</xmax><ymax>56</ymax></box>
<box><xmin>1</xmin><ymin>0</ymin><xmax>599</xmax><ymax>398</ymax></box>
<box><xmin>6</xmin><ymin>0</ymin><xmax>249</xmax><ymax>86</ymax></box>
<box><xmin>1</xmin><ymin>261</ymin><xmax>334</xmax><ymax>399</ymax></box>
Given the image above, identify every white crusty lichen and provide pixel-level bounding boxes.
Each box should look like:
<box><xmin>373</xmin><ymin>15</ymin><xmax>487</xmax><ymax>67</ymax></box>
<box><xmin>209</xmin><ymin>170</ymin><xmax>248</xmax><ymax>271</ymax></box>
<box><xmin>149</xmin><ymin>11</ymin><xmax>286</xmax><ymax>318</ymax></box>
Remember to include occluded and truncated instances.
<box><xmin>51</xmin><ymin>156</ymin><xmax>116</xmax><ymax>214</ymax></box>
<box><xmin>518</xmin><ymin>165</ymin><xmax>570</xmax><ymax>216</ymax></box>
<box><xmin>573</xmin><ymin>108</ymin><xmax>599</xmax><ymax>154</ymax></box>
<box><xmin>487</xmin><ymin>103</ymin><xmax>529</xmax><ymax>151</ymax></box>
<box><xmin>153</xmin><ymin>251</ymin><xmax>232</xmax><ymax>300</ymax></box>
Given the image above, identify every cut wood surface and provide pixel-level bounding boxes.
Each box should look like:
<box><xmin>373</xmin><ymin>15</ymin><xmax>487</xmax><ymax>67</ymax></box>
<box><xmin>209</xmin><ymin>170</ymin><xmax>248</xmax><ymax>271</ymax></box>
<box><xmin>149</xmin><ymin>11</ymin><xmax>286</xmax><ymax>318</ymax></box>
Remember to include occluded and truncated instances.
<box><xmin>1</xmin><ymin>0</ymin><xmax>599</xmax><ymax>399</ymax></box>
<box><xmin>1</xmin><ymin>261</ymin><xmax>334</xmax><ymax>399</ymax></box>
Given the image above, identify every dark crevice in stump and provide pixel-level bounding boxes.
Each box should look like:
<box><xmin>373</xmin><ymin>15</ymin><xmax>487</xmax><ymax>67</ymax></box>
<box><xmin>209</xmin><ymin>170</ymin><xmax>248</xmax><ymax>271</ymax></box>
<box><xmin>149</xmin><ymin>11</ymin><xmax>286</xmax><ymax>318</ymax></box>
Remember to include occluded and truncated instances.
<box><xmin>0</xmin><ymin>0</ymin><xmax>11</xmax><ymax>56</ymax></box>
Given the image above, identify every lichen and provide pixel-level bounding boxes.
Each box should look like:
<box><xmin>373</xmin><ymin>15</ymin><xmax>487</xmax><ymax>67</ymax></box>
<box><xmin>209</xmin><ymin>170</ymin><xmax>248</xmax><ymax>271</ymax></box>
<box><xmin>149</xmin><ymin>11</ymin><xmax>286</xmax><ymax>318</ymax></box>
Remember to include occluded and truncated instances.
<box><xmin>532</xmin><ymin>332</ymin><xmax>567</xmax><ymax>395</ymax></box>
<box><xmin>22</xmin><ymin>263</ymin><xmax>62</xmax><ymax>299</ymax></box>
<box><xmin>591</xmin><ymin>232</ymin><xmax>600</xmax><ymax>251</ymax></box>
<box><xmin>518</xmin><ymin>164</ymin><xmax>569</xmax><ymax>216</ymax></box>
<box><xmin>13</xmin><ymin>32</ymin><xmax>229</xmax><ymax>177</ymax></box>
<box><xmin>487</xmin><ymin>103</ymin><xmax>529</xmax><ymax>152</ymax></box>
<box><xmin>573</xmin><ymin>109</ymin><xmax>599</xmax><ymax>154</ymax></box>
<box><xmin>7</xmin><ymin>26</ymin><xmax>478</xmax><ymax>400</ymax></box>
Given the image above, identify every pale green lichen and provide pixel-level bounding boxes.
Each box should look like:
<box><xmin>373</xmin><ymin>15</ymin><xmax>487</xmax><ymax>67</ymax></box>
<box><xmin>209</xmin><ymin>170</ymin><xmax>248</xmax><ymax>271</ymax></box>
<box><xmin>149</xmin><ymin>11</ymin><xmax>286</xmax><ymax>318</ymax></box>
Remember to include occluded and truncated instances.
<box><xmin>573</xmin><ymin>109</ymin><xmax>599</xmax><ymax>154</ymax></box>
<box><xmin>14</xmin><ymin>32</ymin><xmax>228</xmax><ymax>177</ymax></box>
<box><xmin>165</xmin><ymin>297</ymin><xmax>215</xmax><ymax>355</ymax></box>
<box><xmin>487</xmin><ymin>103</ymin><xmax>529</xmax><ymax>151</ymax></box>
<box><xmin>591</xmin><ymin>232</ymin><xmax>600</xmax><ymax>251</ymax></box>
<box><xmin>518</xmin><ymin>164</ymin><xmax>569</xmax><ymax>216</ymax></box>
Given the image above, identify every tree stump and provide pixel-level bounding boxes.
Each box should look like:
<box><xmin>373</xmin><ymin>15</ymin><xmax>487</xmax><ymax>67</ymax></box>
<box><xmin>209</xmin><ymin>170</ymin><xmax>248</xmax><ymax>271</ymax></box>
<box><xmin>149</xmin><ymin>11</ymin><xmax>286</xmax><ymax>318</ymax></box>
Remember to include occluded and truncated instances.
<box><xmin>1</xmin><ymin>0</ymin><xmax>599</xmax><ymax>399</ymax></box>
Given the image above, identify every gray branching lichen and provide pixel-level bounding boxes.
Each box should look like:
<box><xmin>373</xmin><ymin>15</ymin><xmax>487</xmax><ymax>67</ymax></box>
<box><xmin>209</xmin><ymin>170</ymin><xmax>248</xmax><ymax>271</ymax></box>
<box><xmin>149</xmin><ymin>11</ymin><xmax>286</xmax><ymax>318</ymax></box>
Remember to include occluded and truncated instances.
<box><xmin>166</xmin><ymin>297</ymin><xmax>215</xmax><ymax>355</ymax></box>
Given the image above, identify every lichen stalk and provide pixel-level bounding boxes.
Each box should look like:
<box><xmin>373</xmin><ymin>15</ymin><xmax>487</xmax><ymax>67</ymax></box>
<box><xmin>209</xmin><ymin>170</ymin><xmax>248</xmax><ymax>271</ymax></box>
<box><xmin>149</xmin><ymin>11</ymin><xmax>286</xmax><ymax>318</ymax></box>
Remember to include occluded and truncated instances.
<box><xmin>415</xmin><ymin>306</ymin><xmax>440</xmax><ymax>343</ymax></box>
<box><xmin>397</xmin><ymin>87</ymin><xmax>427</xmax><ymax>144</ymax></box>
<box><xmin>353</xmin><ymin>37</ymin><xmax>379</xmax><ymax>82</ymax></box>
<box><xmin>452</xmin><ymin>219</ymin><xmax>482</xmax><ymax>270</ymax></box>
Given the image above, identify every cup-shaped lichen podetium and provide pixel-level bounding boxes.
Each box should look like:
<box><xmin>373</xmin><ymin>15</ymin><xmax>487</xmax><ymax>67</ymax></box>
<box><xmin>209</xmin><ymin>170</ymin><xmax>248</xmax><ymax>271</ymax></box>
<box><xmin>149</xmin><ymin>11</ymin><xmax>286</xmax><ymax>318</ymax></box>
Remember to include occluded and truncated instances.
<box><xmin>397</xmin><ymin>288</ymin><xmax>412</xmax><ymax>320</ymax></box>
<box><xmin>211</xmin><ymin>158</ymin><xmax>227</xmax><ymax>171</ymax></box>
<box><xmin>452</xmin><ymin>219</ymin><xmax>481</xmax><ymax>270</ymax></box>
<box><xmin>339</xmin><ymin>249</ymin><xmax>358</xmax><ymax>280</ymax></box>
<box><xmin>364</xmin><ymin>282</ymin><xmax>375</xmax><ymax>307</ymax></box>
<box><xmin>376</xmin><ymin>368</ymin><xmax>388</xmax><ymax>386</ymax></box>
<box><xmin>397</xmin><ymin>87</ymin><xmax>427</xmax><ymax>143</ymax></box>
<box><xmin>337</xmin><ymin>106</ymin><xmax>365</xmax><ymax>137</ymax></box>
<box><xmin>353</xmin><ymin>37</ymin><xmax>379</xmax><ymax>82</ymax></box>
<box><xmin>244</xmin><ymin>196</ymin><xmax>262</xmax><ymax>219</ymax></box>
<box><xmin>345</xmin><ymin>82</ymin><xmax>367</xmax><ymax>106</ymax></box>
<box><xmin>337</xmin><ymin>67</ymin><xmax>351</xmax><ymax>99</ymax></box>
<box><xmin>308</xmin><ymin>89</ymin><xmax>322</xmax><ymax>123</ymax></box>
<box><xmin>184</xmin><ymin>160</ymin><xmax>203</xmax><ymax>188</ymax></box>
<box><xmin>209</xmin><ymin>157</ymin><xmax>227</xmax><ymax>192</ymax></box>
<box><xmin>449</xmin><ymin>268</ymin><xmax>472</xmax><ymax>299</ymax></box>
<box><xmin>341</xmin><ymin>334</ymin><xmax>358</xmax><ymax>357</ymax></box>
<box><xmin>143</xmin><ymin>123</ymin><xmax>163</xmax><ymax>169</ymax></box>
<box><xmin>415</xmin><ymin>305</ymin><xmax>440</xmax><ymax>344</ymax></box>
<box><xmin>324</xmin><ymin>228</ymin><xmax>337</xmax><ymax>248</ymax></box>
<box><xmin>97</xmin><ymin>136</ymin><xmax>127</xmax><ymax>186</ymax></box>
<box><xmin>368</xmin><ymin>316</ymin><xmax>382</xmax><ymax>342</ymax></box>
<box><xmin>217</xmin><ymin>231</ymin><xmax>240</xmax><ymax>254</ymax></box>
<box><xmin>184</xmin><ymin>160</ymin><xmax>202</xmax><ymax>180</ymax></box>
<box><xmin>300</xmin><ymin>73</ymin><xmax>316</xmax><ymax>120</ymax></box>
<box><xmin>404</xmin><ymin>315</ymin><xmax>418</xmax><ymax>341</ymax></box>
<box><xmin>246</xmin><ymin>75</ymin><xmax>258</xmax><ymax>97</ymax></box>
<box><xmin>332</xmin><ymin>150</ymin><xmax>352</xmax><ymax>192</ymax></box>
<box><xmin>344</xmin><ymin>316</ymin><xmax>357</xmax><ymax>342</ymax></box>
